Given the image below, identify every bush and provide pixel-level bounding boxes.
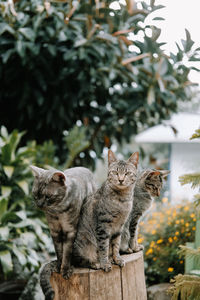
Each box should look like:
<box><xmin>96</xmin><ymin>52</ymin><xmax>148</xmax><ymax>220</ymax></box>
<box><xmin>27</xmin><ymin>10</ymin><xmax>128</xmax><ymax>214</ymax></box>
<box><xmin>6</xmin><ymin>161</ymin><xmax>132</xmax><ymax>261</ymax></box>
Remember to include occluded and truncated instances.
<box><xmin>0</xmin><ymin>126</ymin><xmax>55</xmax><ymax>282</ymax></box>
<box><xmin>139</xmin><ymin>199</ymin><xmax>196</xmax><ymax>285</ymax></box>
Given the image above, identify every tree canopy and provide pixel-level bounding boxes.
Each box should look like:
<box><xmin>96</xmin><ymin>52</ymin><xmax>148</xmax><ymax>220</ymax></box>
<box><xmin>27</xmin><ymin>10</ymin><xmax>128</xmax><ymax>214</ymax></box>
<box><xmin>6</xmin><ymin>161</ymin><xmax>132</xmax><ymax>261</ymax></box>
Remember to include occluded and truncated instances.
<box><xmin>0</xmin><ymin>0</ymin><xmax>199</xmax><ymax>164</ymax></box>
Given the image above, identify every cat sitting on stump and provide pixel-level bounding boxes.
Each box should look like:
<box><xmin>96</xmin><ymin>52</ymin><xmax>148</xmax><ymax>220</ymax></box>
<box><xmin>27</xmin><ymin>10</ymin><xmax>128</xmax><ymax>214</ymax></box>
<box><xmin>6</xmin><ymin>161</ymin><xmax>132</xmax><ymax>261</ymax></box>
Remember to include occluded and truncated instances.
<box><xmin>30</xmin><ymin>150</ymin><xmax>169</xmax><ymax>300</ymax></box>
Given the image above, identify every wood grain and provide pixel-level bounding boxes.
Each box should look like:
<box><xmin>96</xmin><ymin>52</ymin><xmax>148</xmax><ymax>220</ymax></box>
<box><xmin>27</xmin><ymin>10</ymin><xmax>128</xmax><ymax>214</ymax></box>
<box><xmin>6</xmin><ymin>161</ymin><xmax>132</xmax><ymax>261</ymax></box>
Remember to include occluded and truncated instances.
<box><xmin>50</xmin><ymin>252</ymin><xmax>147</xmax><ymax>300</ymax></box>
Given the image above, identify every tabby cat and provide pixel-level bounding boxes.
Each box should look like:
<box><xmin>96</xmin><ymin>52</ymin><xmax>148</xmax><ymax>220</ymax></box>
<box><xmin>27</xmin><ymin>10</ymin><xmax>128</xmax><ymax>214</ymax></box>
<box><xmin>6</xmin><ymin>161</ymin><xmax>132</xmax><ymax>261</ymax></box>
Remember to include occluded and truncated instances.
<box><xmin>72</xmin><ymin>150</ymin><xmax>139</xmax><ymax>272</ymax></box>
<box><xmin>120</xmin><ymin>169</ymin><xmax>170</xmax><ymax>253</ymax></box>
<box><xmin>31</xmin><ymin>166</ymin><xmax>96</xmax><ymax>281</ymax></box>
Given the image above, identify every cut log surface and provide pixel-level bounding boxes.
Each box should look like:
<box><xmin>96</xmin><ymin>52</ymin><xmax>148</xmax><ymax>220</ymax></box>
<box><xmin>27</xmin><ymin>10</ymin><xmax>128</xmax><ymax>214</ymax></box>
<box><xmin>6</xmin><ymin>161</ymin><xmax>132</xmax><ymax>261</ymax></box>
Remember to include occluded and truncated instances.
<box><xmin>50</xmin><ymin>251</ymin><xmax>147</xmax><ymax>300</ymax></box>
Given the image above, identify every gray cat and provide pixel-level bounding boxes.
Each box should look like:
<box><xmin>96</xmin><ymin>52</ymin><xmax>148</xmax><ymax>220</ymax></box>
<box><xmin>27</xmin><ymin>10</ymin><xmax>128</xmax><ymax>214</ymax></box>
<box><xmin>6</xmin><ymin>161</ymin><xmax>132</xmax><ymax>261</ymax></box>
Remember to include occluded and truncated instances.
<box><xmin>72</xmin><ymin>150</ymin><xmax>139</xmax><ymax>272</ymax></box>
<box><xmin>120</xmin><ymin>169</ymin><xmax>170</xmax><ymax>253</ymax></box>
<box><xmin>30</xmin><ymin>166</ymin><xmax>96</xmax><ymax>282</ymax></box>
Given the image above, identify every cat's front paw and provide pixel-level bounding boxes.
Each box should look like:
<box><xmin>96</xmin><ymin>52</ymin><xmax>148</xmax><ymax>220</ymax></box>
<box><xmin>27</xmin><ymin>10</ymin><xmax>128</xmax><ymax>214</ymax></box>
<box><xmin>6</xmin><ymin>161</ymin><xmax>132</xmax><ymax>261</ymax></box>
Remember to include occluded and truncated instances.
<box><xmin>132</xmin><ymin>243</ymin><xmax>144</xmax><ymax>252</ymax></box>
<box><xmin>113</xmin><ymin>257</ymin><xmax>125</xmax><ymax>268</ymax></box>
<box><xmin>101</xmin><ymin>262</ymin><xmax>112</xmax><ymax>272</ymax></box>
<box><xmin>61</xmin><ymin>265</ymin><xmax>74</xmax><ymax>279</ymax></box>
<box><xmin>45</xmin><ymin>289</ymin><xmax>55</xmax><ymax>300</ymax></box>
<box><xmin>122</xmin><ymin>247</ymin><xmax>133</xmax><ymax>254</ymax></box>
<box><xmin>90</xmin><ymin>262</ymin><xmax>101</xmax><ymax>270</ymax></box>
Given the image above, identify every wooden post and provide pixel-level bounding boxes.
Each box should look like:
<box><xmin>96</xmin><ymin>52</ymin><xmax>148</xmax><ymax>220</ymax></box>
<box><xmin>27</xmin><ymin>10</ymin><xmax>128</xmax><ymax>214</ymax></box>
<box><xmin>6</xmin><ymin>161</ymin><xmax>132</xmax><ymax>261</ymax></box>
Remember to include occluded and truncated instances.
<box><xmin>50</xmin><ymin>251</ymin><xmax>147</xmax><ymax>300</ymax></box>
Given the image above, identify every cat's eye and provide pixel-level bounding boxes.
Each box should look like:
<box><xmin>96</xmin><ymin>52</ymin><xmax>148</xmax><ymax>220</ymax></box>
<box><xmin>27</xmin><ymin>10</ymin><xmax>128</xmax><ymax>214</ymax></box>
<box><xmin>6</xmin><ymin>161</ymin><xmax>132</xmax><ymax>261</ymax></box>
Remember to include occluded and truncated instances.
<box><xmin>112</xmin><ymin>171</ymin><xmax>118</xmax><ymax>175</ymax></box>
<box><xmin>125</xmin><ymin>171</ymin><xmax>132</xmax><ymax>176</ymax></box>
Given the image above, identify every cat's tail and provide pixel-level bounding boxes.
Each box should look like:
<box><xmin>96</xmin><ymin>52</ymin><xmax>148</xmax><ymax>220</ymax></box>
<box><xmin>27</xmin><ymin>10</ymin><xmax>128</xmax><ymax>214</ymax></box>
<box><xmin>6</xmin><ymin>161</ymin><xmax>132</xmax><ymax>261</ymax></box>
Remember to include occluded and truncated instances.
<box><xmin>39</xmin><ymin>260</ymin><xmax>58</xmax><ymax>300</ymax></box>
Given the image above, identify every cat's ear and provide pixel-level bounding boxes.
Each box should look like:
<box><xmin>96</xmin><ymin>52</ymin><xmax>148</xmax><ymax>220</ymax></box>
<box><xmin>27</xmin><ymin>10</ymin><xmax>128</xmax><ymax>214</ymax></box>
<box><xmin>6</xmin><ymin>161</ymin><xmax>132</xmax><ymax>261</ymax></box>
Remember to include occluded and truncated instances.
<box><xmin>127</xmin><ymin>152</ymin><xmax>139</xmax><ymax>167</ymax></box>
<box><xmin>160</xmin><ymin>170</ymin><xmax>170</xmax><ymax>178</ymax></box>
<box><xmin>30</xmin><ymin>165</ymin><xmax>45</xmax><ymax>177</ymax></box>
<box><xmin>147</xmin><ymin>170</ymin><xmax>161</xmax><ymax>178</ymax></box>
<box><xmin>51</xmin><ymin>172</ymin><xmax>66</xmax><ymax>185</ymax></box>
<box><xmin>108</xmin><ymin>149</ymin><xmax>117</xmax><ymax>166</ymax></box>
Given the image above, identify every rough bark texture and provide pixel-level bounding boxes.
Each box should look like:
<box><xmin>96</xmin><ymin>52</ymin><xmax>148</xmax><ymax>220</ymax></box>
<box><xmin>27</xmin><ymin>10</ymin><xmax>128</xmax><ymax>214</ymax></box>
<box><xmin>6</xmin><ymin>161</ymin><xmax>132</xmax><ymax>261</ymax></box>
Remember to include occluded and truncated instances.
<box><xmin>50</xmin><ymin>251</ymin><xmax>147</xmax><ymax>300</ymax></box>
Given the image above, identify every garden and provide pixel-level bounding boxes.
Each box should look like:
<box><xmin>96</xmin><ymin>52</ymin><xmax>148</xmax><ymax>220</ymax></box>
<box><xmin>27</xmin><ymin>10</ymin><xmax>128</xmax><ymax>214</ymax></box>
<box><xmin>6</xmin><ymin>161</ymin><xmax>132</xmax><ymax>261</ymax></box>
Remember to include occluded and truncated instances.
<box><xmin>0</xmin><ymin>0</ymin><xmax>200</xmax><ymax>299</ymax></box>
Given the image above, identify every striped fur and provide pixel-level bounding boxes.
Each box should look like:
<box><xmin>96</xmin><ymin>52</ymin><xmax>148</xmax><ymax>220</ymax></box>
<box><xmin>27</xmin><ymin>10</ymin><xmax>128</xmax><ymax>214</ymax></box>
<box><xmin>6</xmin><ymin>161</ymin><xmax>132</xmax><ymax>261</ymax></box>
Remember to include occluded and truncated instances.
<box><xmin>120</xmin><ymin>169</ymin><xmax>170</xmax><ymax>253</ymax></box>
<box><xmin>72</xmin><ymin>150</ymin><xmax>139</xmax><ymax>272</ymax></box>
<box><xmin>31</xmin><ymin>166</ymin><xmax>96</xmax><ymax>299</ymax></box>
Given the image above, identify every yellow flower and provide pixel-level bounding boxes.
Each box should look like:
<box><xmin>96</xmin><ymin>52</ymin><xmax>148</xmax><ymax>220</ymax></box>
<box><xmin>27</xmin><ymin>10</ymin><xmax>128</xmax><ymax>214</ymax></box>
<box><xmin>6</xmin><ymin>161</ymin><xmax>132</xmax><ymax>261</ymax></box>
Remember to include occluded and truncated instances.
<box><xmin>176</xmin><ymin>220</ymin><xmax>180</xmax><ymax>224</ymax></box>
<box><xmin>168</xmin><ymin>237</ymin><xmax>173</xmax><ymax>243</ymax></box>
<box><xmin>192</xmin><ymin>227</ymin><xmax>196</xmax><ymax>231</ymax></box>
<box><xmin>180</xmin><ymin>260</ymin><xmax>183</xmax><ymax>264</ymax></box>
<box><xmin>168</xmin><ymin>267</ymin><xmax>174</xmax><ymax>272</ymax></box>
<box><xmin>153</xmin><ymin>257</ymin><xmax>157</xmax><ymax>261</ymax></box>
<box><xmin>151</xmin><ymin>230</ymin><xmax>156</xmax><ymax>234</ymax></box>
<box><xmin>190</xmin><ymin>213</ymin><xmax>195</xmax><ymax>218</ymax></box>
<box><xmin>193</xmin><ymin>218</ymin><xmax>196</xmax><ymax>222</ymax></box>
<box><xmin>137</xmin><ymin>238</ymin><xmax>144</xmax><ymax>243</ymax></box>
<box><xmin>146</xmin><ymin>248</ymin><xmax>153</xmax><ymax>255</ymax></box>
<box><xmin>175</xmin><ymin>231</ymin><xmax>179</xmax><ymax>235</ymax></box>
<box><xmin>162</xmin><ymin>197</ymin><xmax>168</xmax><ymax>203</ymax></box>
<box><xmin>180</xmin><ymin>219</ymin><xmax>184</xmax><ymax>224</ymax></box>
<box><xmin>184</xmin><ymin>206</ymin><xmax>189</xmax><ymax>211</ymax></box>
<box><xmin>186</xmin><ymin>233</ymin><xmax>191</xmax><ymax>236</ymax></box>
<box><xmin>157</xmin><ymin>239</ymin><xmax>163</xmax><ymax>244</ymax></box>
<box><xmin>150</xmin><ymin>241</ymin><xmax>155</xmax><ymax>247</ymax></box>
<box><xmin>185</xmin><ymin>223</ymin><xmax>189</xmax><ymax>227</ymax></box>
<box><xmin>173</xmin><ymin>236</ymin><xmax>178</xmax><ymax>241</ymax></box>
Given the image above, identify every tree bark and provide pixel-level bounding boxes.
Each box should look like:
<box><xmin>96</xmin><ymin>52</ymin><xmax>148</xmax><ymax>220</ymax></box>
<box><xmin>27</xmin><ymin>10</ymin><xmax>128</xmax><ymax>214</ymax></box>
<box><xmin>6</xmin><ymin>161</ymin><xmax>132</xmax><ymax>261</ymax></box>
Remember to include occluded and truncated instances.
<box><xmin>50</xmin><ymin>251</ymin><xmax>147</xmax><ymax>300</ymax></box>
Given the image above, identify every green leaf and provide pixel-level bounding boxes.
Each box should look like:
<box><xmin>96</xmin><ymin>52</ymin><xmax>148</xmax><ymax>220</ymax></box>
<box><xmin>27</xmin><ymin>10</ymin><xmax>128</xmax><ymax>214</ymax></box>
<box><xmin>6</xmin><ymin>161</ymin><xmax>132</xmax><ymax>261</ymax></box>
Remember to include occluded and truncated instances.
<box><xmin>16</xmin><ymin>180</ymin><xmax>29</xmax><ymax>195</ymax></box>
<box><xmin>0</xmin><ymin>23</ymin><xmax>15</xmax><ymax>35</ymax></box>
<box><xmin>0</xmin><ymin>250</ymin><xmax>13</xmax><ymax>274</ymax></box>
<box><xmin>0</xmin><ymin>126</ymin><xmax>8</xmax><ymax>138</ymax></box>
<box><xmin>3</xmin><ymin>166</ymin><xmax>14</xmax><ymax>178</ymax></box>
<box><xmin>0</xmin><ymin>227</ymin><xmax>9</xmax><ymax>240</ymax></box>
<box><xmin>74</xmin><ymin>38</ymin><xmax>87</xmax><ymax>48</ymax></box>
<box><xmin>1</xmin><ymin>144</ymin><xmax>12</xmax><ymax>164</ymax></box>
<box><xmin>1</xmin><ymin>186</ymin><xmax>11</xmax><ymax>198</ymax></box>
<box><xmin>18</xmin><ymin>28</ymin><xmax>36</xmax><ymax>42</ymax></box>
<box><xmin>0</xmin><ymin>199</ymin><xmax>8</xmax><ymax>221</ymax></box>
<box><xmin>1</xmin><ymin>212</ymin><xmax>21</xmax><ymax>224</ymax></box>
<box><xmin>147</xmin><ymin>86</ymin><xmax>155</xmax><ymax>105</ymax></box>
<box><xmin>152</xmin><ymin>17</ymin><xmax>165</xmax><ymax>21</ymax></box>
<box><xmin>11</xmin><ymin>245</ymin><xmax>27</xmax><ymax>266</ymax></box>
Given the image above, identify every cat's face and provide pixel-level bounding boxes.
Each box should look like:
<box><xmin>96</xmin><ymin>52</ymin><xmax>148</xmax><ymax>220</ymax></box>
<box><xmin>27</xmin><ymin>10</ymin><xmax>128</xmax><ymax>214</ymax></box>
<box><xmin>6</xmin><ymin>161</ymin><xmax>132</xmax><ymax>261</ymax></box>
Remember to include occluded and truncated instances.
<box><xmin>30</xmin><ymin>166</ymin><xmax>67</xmax><ymax>210</ymax></box>
<box><xmin>143</xmin><ymin>169</ymin><xmax>170</xmax><ymax>197</ymax></box>
<box><xmin>107</xmin><ymin>150</ymin><xmax>139</xmax><ymax>190</ymax></box>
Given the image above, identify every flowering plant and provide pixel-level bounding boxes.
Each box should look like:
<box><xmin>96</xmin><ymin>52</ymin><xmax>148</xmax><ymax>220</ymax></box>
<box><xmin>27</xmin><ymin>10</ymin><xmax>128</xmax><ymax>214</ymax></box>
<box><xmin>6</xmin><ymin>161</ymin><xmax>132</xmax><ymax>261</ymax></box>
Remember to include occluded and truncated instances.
<box><xmin>139</xmin><ymin>198</ymin><xmax>196</xmax><ymax>285</ymax></box>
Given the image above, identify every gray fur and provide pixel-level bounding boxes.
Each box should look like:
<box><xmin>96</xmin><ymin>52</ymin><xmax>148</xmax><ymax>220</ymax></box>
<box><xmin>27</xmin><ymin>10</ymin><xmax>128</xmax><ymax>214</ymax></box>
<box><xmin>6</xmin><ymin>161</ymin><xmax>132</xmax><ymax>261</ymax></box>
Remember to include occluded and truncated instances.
<box><xmin>31</xmin><ymin>166</ymin><xmax>96</xmax><ymax>299</ymax></box>
<box><xmin>120</xmin><ymin>169</ymin><xmax>170</xmax><ymax>253</ymax></box>
<box><xmin>72</xmin><ymin>150</ymin><xmax>139</xmax><ymax>272</ymax></box>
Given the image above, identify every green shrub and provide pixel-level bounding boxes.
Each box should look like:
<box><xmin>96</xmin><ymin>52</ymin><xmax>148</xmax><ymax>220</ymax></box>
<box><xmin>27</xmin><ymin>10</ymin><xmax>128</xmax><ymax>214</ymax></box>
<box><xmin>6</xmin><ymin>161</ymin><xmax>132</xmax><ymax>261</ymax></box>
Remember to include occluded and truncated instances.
<box><xmin>0</xmin><ymin>126</ymin><xmax>55</xmax><ymax>281</ymax></box>
<box><xmin>139</xmin><ymin>199</ymin><xmax>196</xmax><ymax>285</ymax></box>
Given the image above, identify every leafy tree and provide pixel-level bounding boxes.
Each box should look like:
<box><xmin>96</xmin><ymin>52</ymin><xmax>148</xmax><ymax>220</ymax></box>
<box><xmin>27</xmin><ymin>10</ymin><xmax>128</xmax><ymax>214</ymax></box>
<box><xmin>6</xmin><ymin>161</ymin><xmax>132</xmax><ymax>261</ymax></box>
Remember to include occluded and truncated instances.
<box><xmin>0</xmin><ymin>0</ymin><xmax>200</xmax><ymax>164</ymax></box>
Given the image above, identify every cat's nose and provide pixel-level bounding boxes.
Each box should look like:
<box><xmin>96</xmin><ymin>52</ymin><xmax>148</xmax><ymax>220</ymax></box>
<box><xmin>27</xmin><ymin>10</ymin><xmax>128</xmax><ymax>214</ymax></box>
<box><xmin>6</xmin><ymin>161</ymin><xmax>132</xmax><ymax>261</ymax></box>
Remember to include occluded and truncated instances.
<box><xmin>119</xmin><ymin>179</ymin><xmax>124</xmax><ymax>184</ymax></box>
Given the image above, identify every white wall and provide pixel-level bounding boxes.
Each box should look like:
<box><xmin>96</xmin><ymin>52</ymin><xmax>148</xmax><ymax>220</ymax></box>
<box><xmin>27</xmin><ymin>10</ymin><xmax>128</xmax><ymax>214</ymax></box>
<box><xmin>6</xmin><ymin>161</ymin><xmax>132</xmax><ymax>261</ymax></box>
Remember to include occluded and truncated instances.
<box><xmin>170</xmin><ymin>143</ymin><xmax>200</xmax><ymax>202</ymax></box>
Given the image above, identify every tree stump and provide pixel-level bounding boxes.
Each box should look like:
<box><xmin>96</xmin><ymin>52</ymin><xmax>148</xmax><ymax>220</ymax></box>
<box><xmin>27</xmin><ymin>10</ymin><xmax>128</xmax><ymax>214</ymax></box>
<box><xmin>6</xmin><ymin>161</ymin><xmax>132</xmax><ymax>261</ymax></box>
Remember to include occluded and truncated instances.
<box><xmin>50</xmin><ymin>251</ymin><xmax>147</xmax><ymax>300</ymax></box>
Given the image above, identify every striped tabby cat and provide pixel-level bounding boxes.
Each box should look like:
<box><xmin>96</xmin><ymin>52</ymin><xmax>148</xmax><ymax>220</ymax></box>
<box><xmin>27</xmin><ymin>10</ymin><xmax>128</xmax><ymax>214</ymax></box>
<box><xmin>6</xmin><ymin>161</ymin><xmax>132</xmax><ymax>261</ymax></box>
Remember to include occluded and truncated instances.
<box><xmin>31</xmin><ymin>166</ymin><xmax>96</xmax><ymax>281</ymax></box>
<box><xmin>72</xmin><ymin>150</ymin><xmax>139</xmax><ymax>272</ymax></box>
<box><xmin>120</xmin><ymin>169</ymin><xmax>170</xmax><ymax>253</ymax></box>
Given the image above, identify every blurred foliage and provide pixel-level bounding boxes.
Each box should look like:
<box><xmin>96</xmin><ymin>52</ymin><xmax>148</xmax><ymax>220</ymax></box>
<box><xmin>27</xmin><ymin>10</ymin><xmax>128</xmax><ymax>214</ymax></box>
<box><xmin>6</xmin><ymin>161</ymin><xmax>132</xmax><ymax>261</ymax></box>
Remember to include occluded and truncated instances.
<box><xmin>0</xmin><ymin>0</ymin><xmax>200</xmax><ymax>165</ymax></box>
<box><xmin>0</xmin><ymin>126</ymin><xmax>54</xmax><ymax>282</ymax></box>
<box><xmin>0</xmin><ymin>125</ymin><xmax>92</xmax><ymax>283</ymax></box>
<box><xmin>169</xmin><ymin>130</ymin><xmax>200</xmax><ymax>299</ymax></box>
<box><xmin>170</xmin><ymin>274</ymin><xmax>200</xmax><ymax>300</ymax></box>
<box><xmin>139</xmin><ymin>199</ymin><xmax>196</xmax><ymax>285</ymax></box>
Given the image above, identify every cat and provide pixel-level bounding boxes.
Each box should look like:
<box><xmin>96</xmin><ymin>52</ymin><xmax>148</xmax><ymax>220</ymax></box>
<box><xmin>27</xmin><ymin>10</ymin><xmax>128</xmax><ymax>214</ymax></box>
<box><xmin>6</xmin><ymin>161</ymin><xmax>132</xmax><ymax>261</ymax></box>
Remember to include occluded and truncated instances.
<box><xmin>72</xmin><ymin>149</ymin><xmax>139</xmax><ymax>272</ymax></box>
<box><xmin>120</xmin><ymin>168</ymin><xmax>170</xmax><ymax>254</ymax></box>
<box><xmin>30</xmin><ymin>166</ymin><xmax>96</xmax><ymax>282</ymax></box>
